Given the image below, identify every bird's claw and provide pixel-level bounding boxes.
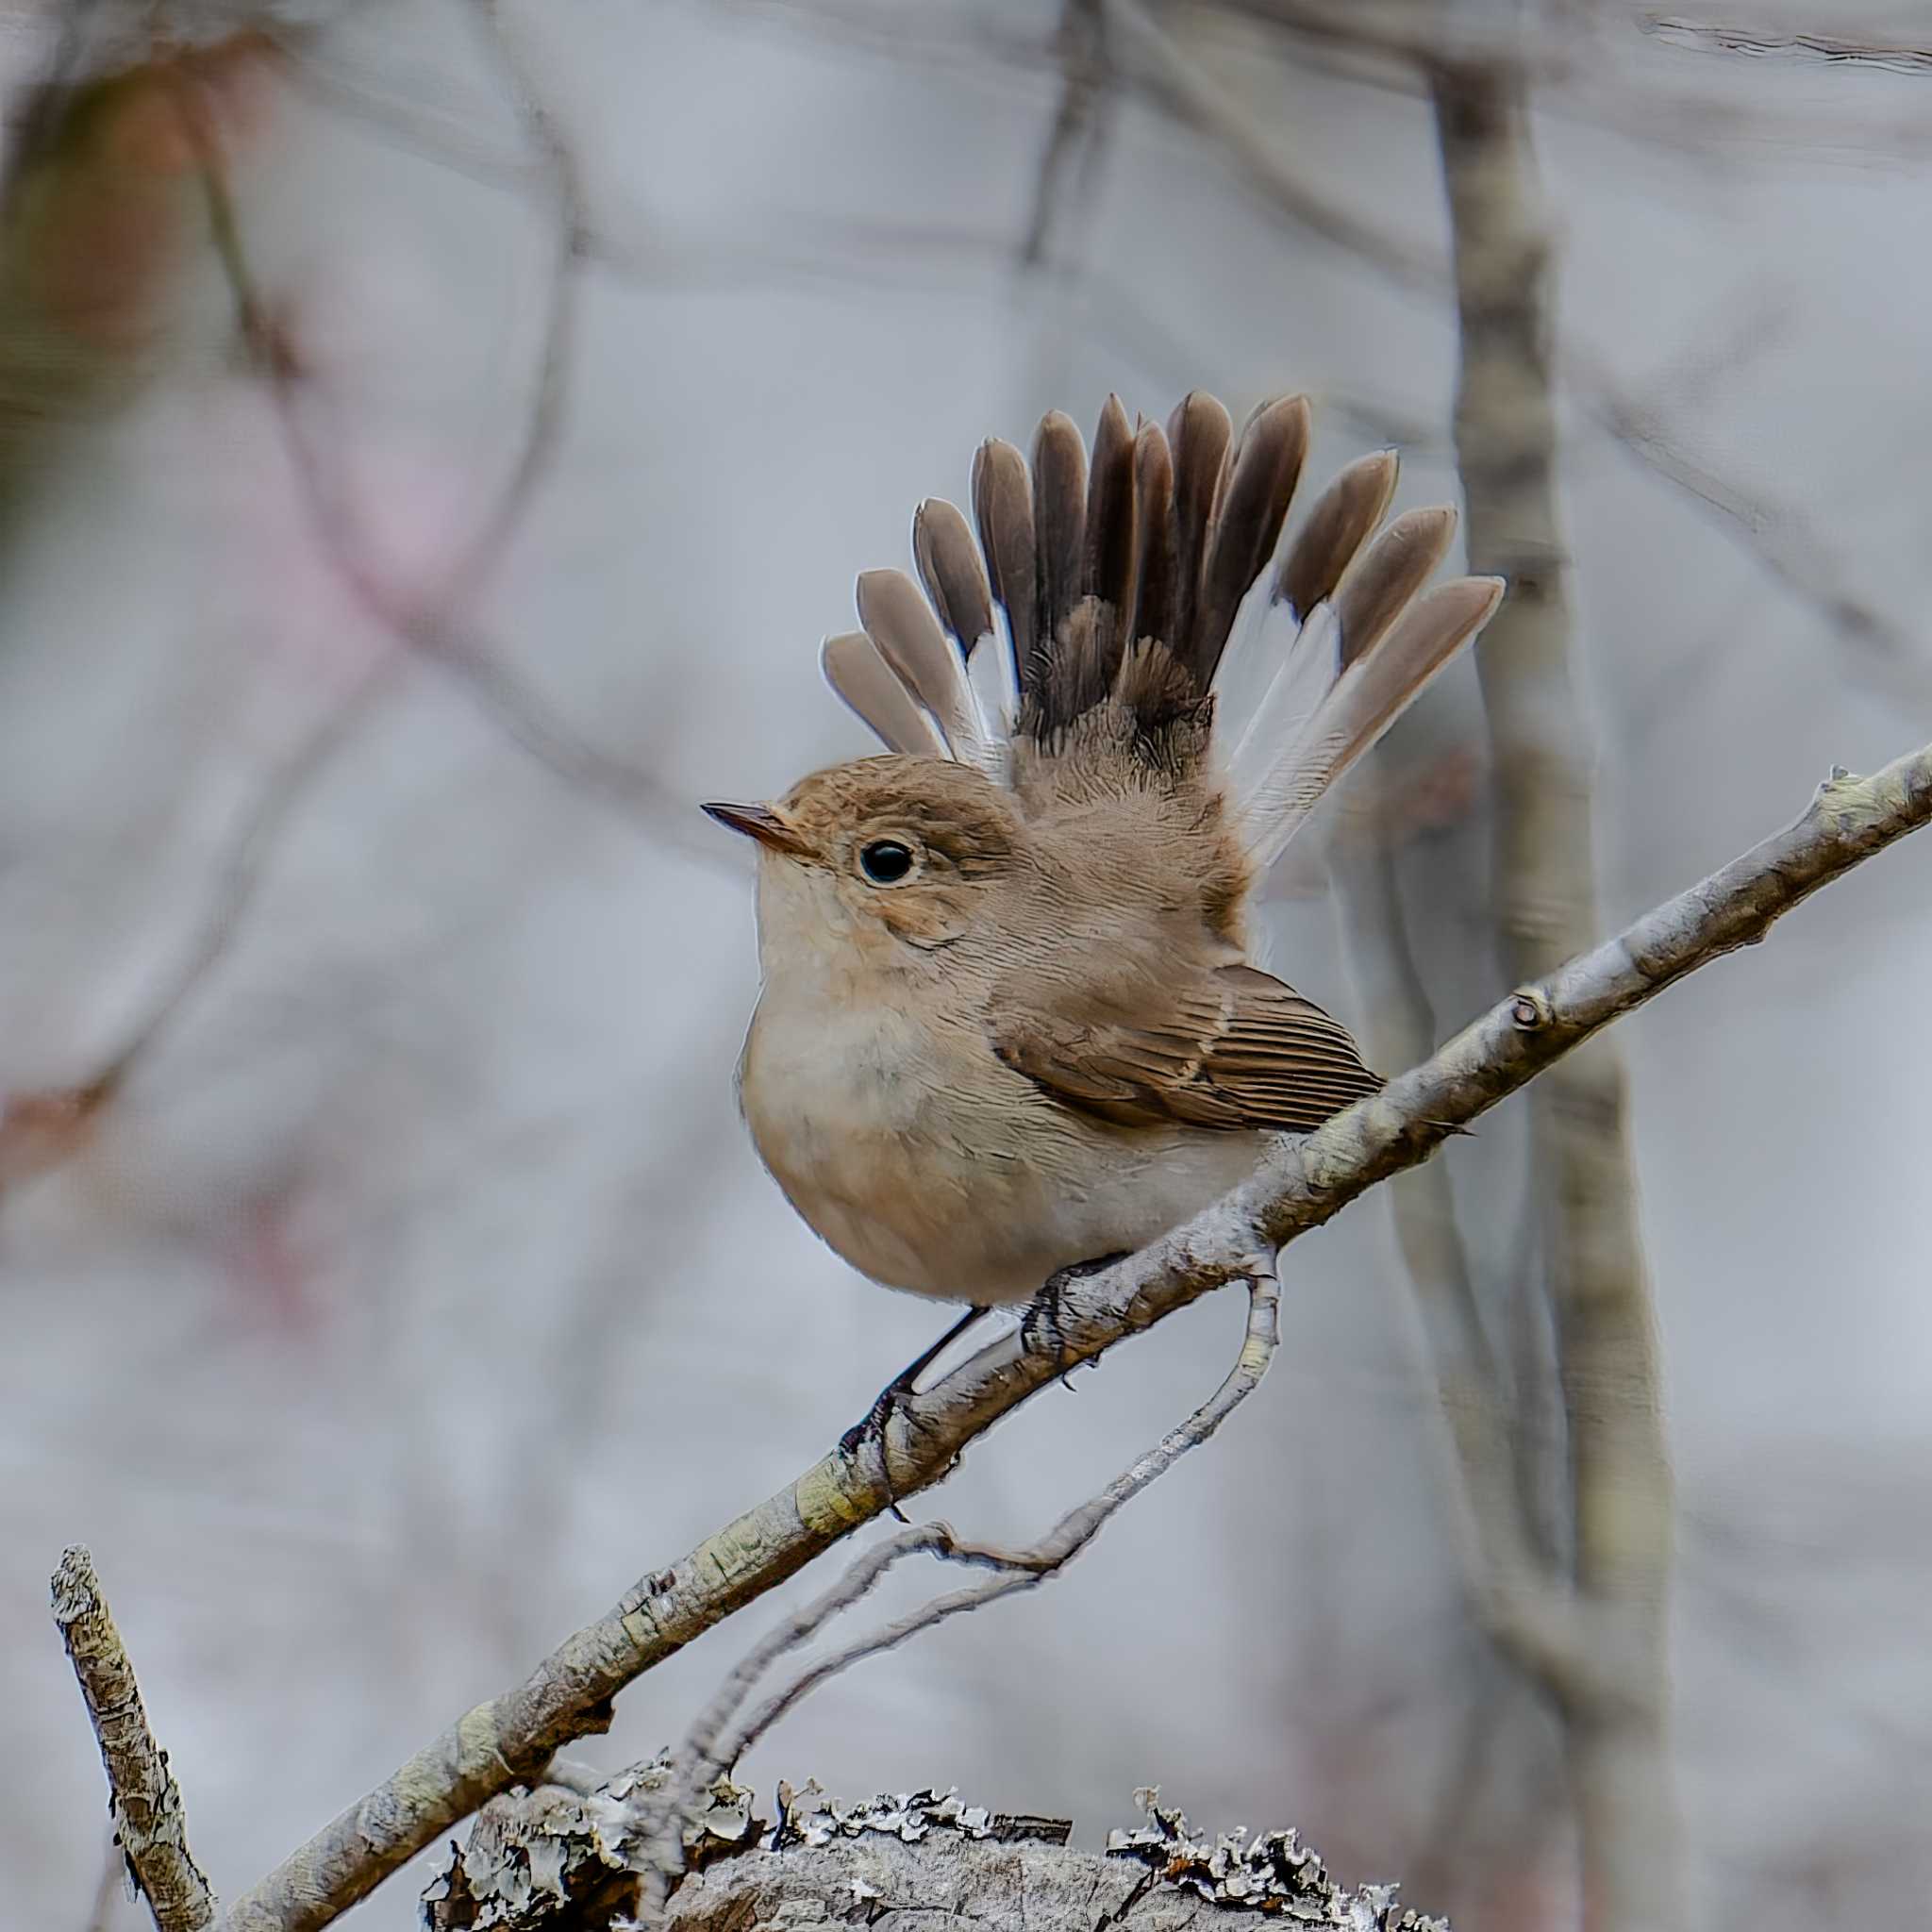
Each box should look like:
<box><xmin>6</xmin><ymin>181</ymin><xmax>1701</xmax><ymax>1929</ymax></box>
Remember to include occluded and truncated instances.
<box><xmin>1021</xmin><ymin>1251</ymin><xmax>1127</xmax><ymax>1387</ymax></box>
<box><xmin>839</xmin><ymin>1376</ymin><xmax>941</xmax><ymax>1520</ymax></box>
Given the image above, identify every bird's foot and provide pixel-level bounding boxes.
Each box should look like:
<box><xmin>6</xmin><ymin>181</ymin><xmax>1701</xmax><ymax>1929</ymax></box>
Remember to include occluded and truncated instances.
<box><xmin>1021</xmin><ymin>1252</ymin><xmax>1128</xmax><ymax>1386</ymax></box>
<box><xmin>839</xmin><ymin>1305</ymin><xmax>991</xmax><ymax>1516</ymax></box>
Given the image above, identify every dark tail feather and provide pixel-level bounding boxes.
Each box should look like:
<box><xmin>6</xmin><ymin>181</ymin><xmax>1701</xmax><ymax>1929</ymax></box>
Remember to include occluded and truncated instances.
<box><xmin>972</xmin><ymin>437</ymin><xmax>1037</xmax><ymax>699</ymax></box>
<box><xmin>1332</xmin><ymin>506</ymin><xmax>1457</xmax><ymax>667</ymax></box>
<box><xmin>1276</xmin><ymin>449</ymin><xmax>1398</xmax><ymax>618</ymax></box>
<box><xmin>1029</xmin><ymin>410</ymin><xmax>1088</xmax><ymax>686</ymax></box>
<box><xmin>1166</xmin><ymin>391</ymin><xmax>1232</xmax><ymax>671</ymax></box>
<box><xmin>1084</xmin><ymin>392</ymin><xmax>1139</xmax><ymax>664</ymax></box>
<box><xmin>1129</xmin><ymin>420</ymin><xmax>1175</xmax><ymax>653</ymax></box>
<box><xmin>1190</xmin><ymin>392</ymin><xmax>1310</xmax><ymax>686</ymax></box>
<box><xmin>912</xmin><ymin>497</ymin><xmax>994</xmax><ymax>660</ymax></box>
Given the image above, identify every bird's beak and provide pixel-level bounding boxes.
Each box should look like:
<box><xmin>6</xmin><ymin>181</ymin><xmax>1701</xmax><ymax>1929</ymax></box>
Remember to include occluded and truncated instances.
<box><xmin>702</xmin><ymin>800</ymin><xmax>809</xmax><ymax>857</ymax></box>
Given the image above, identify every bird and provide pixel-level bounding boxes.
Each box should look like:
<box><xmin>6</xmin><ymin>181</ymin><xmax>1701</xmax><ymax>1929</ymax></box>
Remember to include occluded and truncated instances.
<box><xmin>706</xmin><ymin>391</ymin><xmax>1502</xmax><ymax>1404</ymax></box>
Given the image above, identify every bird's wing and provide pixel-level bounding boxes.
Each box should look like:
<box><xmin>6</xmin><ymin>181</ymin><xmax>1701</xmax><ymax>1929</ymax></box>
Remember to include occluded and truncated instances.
<box><xmin>987</xmin><ymin>959</ymin><xmax>1380</xmax><ymax>1133</ymax></box>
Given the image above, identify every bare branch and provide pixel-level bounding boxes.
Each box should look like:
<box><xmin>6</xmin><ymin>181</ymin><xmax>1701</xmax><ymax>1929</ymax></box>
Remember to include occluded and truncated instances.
<box><xmin>1108</xmin><ymin>0</ymin><xmax>1441</xmax><ymax>288</ymax></box>
<box><xmin>1023</xmin><ymin>0</ymin><xmax>1111</xmax><ymax>266</ymax></box>
<box><xmin>0</xmin><ymin>660</ymin><xmax>401</xmax><ymax>1202</ymax></box>
<box><xmin>53</xmin><ymin>1547</ymin><xmax>214</xmax><ymax>1932</ymax></box>
<box><xmin>97</xmin><ymin>661</ymin><xmax>402</xmax><ymax>1089</ymax></box>
<box><xmin>1568</xmin><ymin>364</ymin><xmax>1932</xmax><ymax>706</ymax></box>
<box><xmin>216</xmin><ymin>736</ymin><xmax>1932</xmax><ymax>1932</ymax></box>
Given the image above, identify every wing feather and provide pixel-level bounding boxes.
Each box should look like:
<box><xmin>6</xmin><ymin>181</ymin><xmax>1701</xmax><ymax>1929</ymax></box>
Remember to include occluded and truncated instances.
<box><xmin>989</xmin><ymin>959</ymin><xmax>1379</xmax><ymax>1133</ymax></box>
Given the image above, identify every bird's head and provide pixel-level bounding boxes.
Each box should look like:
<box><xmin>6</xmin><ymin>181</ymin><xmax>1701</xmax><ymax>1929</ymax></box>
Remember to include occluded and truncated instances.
<box><xmin>705</xmin><ymin>755</ymin><xmax>1031</xmax><ymax>968</ymax></box>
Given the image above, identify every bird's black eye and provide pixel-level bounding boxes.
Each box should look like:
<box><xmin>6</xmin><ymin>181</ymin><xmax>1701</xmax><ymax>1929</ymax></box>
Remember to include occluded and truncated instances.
<box><xmin>858</xmin><ymin>839</ymin><xmax>915</xmax><ymax>885</ymax></box>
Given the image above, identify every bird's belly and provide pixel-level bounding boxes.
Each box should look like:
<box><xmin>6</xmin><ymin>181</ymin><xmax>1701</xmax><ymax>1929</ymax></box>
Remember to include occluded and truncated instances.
<box><xmin>741</xmin><ymin>1000</ymin><xmax>1268</xmax><ymax>1305</ymax></box>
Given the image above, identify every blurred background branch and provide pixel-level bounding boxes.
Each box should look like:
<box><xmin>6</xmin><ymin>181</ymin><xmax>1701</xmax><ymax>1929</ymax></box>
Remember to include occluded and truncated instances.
<box><xmin>1432</xmin><ymin>52</ymin><xmax>1680</xmax><ymax>1932</ymax></box>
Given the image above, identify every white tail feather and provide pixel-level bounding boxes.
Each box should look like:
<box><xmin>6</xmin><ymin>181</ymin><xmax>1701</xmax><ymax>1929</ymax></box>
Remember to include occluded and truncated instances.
<box><xmin>1208</xmin><ymin>560</ymin><xmax>1285</xmax><ymax>731</ymax></box>
<box><xmin>1223</xmin><ymin>600</ymin><xmax>1341</xmax><ymax>810</ymax></box>
<box><xmin>1239</xmin><ymin>576</ymin><xmax>1504</xmax><ymax>868</ymax></box>
<box><xmin>964</xmin><ymin>630</ymin><xmax>1015</xmax><ymax>783</ymax></box>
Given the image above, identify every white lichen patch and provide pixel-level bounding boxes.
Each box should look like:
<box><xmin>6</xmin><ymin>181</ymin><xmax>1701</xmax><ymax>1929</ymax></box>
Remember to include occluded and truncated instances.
<box><xmin>1106</xmin><ymin>1789</ymin><xmax>1446</xmax><ymax>1930</ymax></box>
<box><xmin>774</xmin><ymin>1779</ymin><xmax>997</xmax><ymax>1847</ymax></box>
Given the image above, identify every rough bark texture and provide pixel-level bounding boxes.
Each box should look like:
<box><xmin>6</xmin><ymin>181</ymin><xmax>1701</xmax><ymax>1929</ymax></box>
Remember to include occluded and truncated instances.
<box><xmin>1432</xmin><ymin>58</ymin><xmax>1682</xmax><ymax>1932</ymax></box>
<box><xmin>423</xmin><ymin>1778</ymin><xmax>1445</xmax><ymax>1932</ymax></box>
<box><xmin>53</xmin><ymin>1545</ymin><xmax>216</xmax><ymax>1932</ymax></box>
<box><xmin>211</xmin><ymin>731</ymin><xmax>1932</xmax><ymax>1932</ymax></box>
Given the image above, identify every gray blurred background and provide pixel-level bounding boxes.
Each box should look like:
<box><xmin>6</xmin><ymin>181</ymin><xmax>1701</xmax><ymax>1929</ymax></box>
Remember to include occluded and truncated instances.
<box><xmin>4</xmin><ymin>2</ymin><xmax>1930</xmax><ymax>1927</ymax></box>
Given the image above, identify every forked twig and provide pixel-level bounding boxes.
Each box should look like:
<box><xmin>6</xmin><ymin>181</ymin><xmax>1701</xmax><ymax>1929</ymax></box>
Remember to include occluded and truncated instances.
<box><xmin>641</xmin><ymin>1260</ymin><xmax>1282</xmax><ymax>1915</ymax></box>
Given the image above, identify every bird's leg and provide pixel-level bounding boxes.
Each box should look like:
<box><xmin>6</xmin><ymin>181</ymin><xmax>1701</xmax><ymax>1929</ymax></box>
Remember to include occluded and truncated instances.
<box><xmin>839</xmin><ymin>1304</ymin><xmax>992</xmax><ymax>1474</ymax></box>
<box><xmin>1021</xmin><ymin>1252</ymin><xmax>1129</xmax><ymax>1384</ymax></box>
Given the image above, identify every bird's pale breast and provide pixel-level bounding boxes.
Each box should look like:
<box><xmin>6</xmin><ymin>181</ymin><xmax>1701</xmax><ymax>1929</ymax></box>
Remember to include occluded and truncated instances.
<box><xmin>740</xmin><ymin>977</ymin><xmax>1268</xmax><ymax>1305</ymax></box>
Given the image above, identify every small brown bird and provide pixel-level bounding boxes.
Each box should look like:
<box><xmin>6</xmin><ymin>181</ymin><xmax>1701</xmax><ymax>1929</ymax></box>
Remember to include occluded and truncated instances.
<box><xmin>708</xmin><ymin>392</ymin><xmax>1500</xmax><ymax>1371</ymax></box>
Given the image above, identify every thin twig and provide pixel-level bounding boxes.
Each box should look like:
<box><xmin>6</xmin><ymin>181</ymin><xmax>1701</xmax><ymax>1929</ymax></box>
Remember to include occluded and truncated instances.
<box><xmin>1022</xmin><ymin>0</ymin><xmax>1109</xmax><ymax>266</ymax></box>
<box><xmin>270</xmin><ymin>36</ymin><xmax>542</xmax><ymax>192</ymax></box>
<box><xmin>641</xmin><ymin>1261</ymin><xmax>1281</xmax><ymax>1914</ymax></box>
<box><xmin>172</xmin><ymin>20</ymin><xmax>720</xmax><ymax>866</ymax></box>
<box><xmin>1108</xmin><ymin>0</ymin><xmax>1439</xmax><ymax>290</ymax></box>
<box><xmin>1641</xmin><ymin>16</ymin><xmax>1932</xmax><ymax>75</ymax></box>
<box><xmin>217</xmin><ymin>736</ymin><xmax>1932</xmax><ymax>1932</ymax></box>
<box><xmin>92</xmin><ymin>658</ymin><xmax>404</xmax><ymax>1094</ymax></box>
<box><xmin>54</xmin><ymin>1547</ymin><xmax>215</xmax><ymax>1932</ymax></box>
<box><xmin>723</xmin><ymin>1259</ymin><xmax>1280</xmax><ymax>1769</ymax></box>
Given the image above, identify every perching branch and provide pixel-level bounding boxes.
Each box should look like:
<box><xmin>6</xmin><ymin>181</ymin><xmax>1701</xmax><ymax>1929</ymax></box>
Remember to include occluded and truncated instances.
<box><xmin>53</xmin><ymin>1546</ymin><xmax>214</xmax><ymax>1932</ymax></box>
<box><xmin>213</xmin><ymin>736</ymin><xmax>1932</xmax><ymax>1932</ymax></box>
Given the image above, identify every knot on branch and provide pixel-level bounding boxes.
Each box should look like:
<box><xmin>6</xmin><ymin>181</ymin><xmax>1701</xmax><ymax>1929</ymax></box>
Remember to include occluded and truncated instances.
<box><xmin>1507</xmin><ymin>988</ymin><xmax>1552</xmax><ymax>1030</ymax></box>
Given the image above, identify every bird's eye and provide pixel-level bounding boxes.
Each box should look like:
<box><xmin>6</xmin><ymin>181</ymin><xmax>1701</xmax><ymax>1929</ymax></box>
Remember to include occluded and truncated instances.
<box><xmin>858</xmin><ymin>839</ymin><xmax>915</xmax><ymax>885</ymax></box>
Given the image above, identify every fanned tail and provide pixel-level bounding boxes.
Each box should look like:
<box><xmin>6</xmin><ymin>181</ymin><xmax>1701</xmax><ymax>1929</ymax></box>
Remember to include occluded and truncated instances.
<box><xmin>826</xmin><ymin>391</ymin><xmax>1504</xmax><ymax>859</ymax></box>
